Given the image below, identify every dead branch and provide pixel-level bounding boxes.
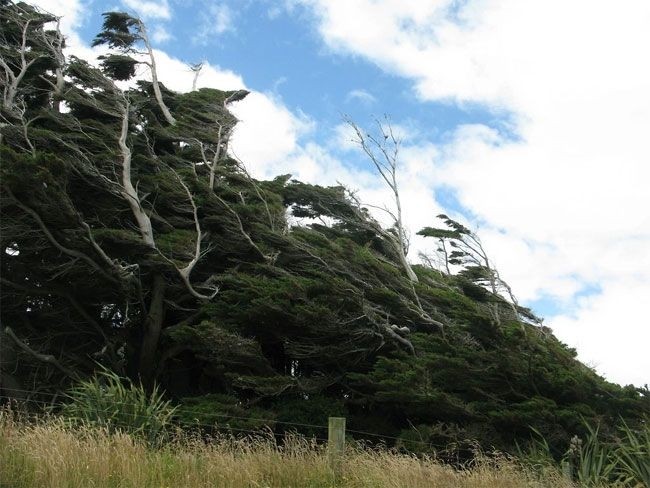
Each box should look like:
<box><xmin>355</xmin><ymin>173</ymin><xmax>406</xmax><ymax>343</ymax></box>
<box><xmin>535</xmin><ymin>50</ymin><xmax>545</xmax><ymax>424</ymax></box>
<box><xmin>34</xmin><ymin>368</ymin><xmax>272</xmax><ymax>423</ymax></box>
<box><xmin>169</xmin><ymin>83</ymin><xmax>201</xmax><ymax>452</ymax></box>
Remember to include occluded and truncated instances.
<box><xmin>231</xmin><ymin>153</ymin><xmax>280</xmax><ymax>232</ymax></box>
<box><xmin>363</xmin><ymin>301</ymin><xmax>416</xmax><ymax>355</ymax></box>
<box><xmin>213</xmin><ymin>191</ymin><xmax>268</xmax><ymax>262</ymax></box>
<box><xmin>117</xmin><ymin>95</ymin><xmax>156</xmax><ymax>247</ymax></box>
<box><xmin>1</xmin><ymin>15</ymin><xmax>43</xmax><ymax>113</ymax></box>
<box><xmin>38</xmin><ymin>18</ymin><xmax>65</xmax><ymax>111</ymax></box>
<box><xmin>138</xmin><ymin>20</ymin><xmax>175</xmax><ymax>125</ymax></box>
<box><xmin>190</xmin><ymin>61</ymin><xmax>204</xmax><ymax>92</ymax></box>
<box><xmin>3</xmin><ymin>326</ymin><xmax>78</xmax><ymax>379</ymax></box>
<box><xmin>345</xmin><ymin>116</ymin><xmax>418</xmax><ymax>283</ymax></box>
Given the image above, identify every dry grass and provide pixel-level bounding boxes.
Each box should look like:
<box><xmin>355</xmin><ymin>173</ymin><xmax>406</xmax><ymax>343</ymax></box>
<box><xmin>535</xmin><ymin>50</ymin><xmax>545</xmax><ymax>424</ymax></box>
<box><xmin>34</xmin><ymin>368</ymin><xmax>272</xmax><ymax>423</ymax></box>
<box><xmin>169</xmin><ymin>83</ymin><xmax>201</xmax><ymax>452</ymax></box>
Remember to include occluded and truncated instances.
<box><xmin>0</xmin><ymin>414</ymin><xmax>573</xmax><ymax>488</ymax></box>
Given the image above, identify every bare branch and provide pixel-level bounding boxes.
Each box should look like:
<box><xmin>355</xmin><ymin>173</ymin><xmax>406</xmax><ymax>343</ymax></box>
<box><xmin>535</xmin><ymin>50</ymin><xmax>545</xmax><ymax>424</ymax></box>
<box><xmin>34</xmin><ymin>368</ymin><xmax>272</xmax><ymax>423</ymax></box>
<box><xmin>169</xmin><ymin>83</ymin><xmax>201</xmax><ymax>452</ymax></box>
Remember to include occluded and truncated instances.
<box><xmin>3</xmin><ymin>326</ymin><xmax>79</xmax><ymax>379</ymax></box>
<box><xmin>155</xmin><ymin>170</ymin><xmax>219</xmax><ymax>300</ymax></box>
<box><xmin>345</xmin><ymin>116</ymin><xmax>418</xmax><ymax>283</ymax></box>
<box><xmin>231</xmin><ymin>152</ymin><xmax>280</xmax><ymax>232</ymax></box>
<box><xmin>3</xmin><ymin>187</ymin><xmax>119</xmax><ymax>284</ymax></box>
<box><xmin>1</xmin><ymin>18</ymin><xmax>44</xmax><ymax>112</ymax></box>
<box><xmin>78</xmin><ymin>219</ymin><xmax>136</xmax><ymax>281</ymax></box>
<box><xmin>137</xmin><ymin>20</ymin><xmax>175</xmax><ymax>125</ymax></box>
<box><xmin>190</xmin><ymin>61</ymin><xmax>204</xmax><ymax>92</ymax></box>
<box><xmin>117</xmin><ymin>95</ymin><xmax>156</xmax><ymax>247</ymax></box>
<box><xmin>210</xmin><ymin>124</ymin><xmax>225</xmax><ymax>190</ymax></box>
<box><xmin>213</xmin><ymin>192</ymin><xmax>268</xmax><ymax>261</ymax></box>
<box><xmin>383</xmin><ymin>324</ymin><xmax>415</xmax><ymax>355</ymax></box>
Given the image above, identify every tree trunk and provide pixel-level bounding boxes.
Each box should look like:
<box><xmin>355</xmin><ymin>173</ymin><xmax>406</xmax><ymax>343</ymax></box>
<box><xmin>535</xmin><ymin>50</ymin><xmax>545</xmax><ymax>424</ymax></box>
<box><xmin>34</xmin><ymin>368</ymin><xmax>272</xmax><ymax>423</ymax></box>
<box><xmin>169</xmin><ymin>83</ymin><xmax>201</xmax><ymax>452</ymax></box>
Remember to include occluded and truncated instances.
<box><xmin>140</xmin><ymin>22</ymin><xmax>176</xmax><ymax>125</ymax></box>
<box><xmin>138</xmin><ymin>273</ymin><xmax>166</xmax><ymax>386</ymax></box>
<box><xmin>118</xmin><ymin>99</ymin><xmax>156</xmax><ymax>247</ymax></box>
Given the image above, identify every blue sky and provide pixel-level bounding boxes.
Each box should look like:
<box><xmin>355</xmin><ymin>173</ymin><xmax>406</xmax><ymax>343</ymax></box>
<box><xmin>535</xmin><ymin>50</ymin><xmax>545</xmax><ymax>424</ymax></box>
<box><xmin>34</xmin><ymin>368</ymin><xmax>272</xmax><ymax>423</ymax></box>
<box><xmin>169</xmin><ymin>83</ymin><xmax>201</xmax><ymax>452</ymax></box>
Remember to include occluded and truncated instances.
<box><xmin>37</xmin><ymin>0</ymin><xmax>650</xmax><ymax>387</ymax></box>
<box><xmin>77</xmin><ymin>1</ymin><xmax>505</xmax><ymax>139</ymax></box>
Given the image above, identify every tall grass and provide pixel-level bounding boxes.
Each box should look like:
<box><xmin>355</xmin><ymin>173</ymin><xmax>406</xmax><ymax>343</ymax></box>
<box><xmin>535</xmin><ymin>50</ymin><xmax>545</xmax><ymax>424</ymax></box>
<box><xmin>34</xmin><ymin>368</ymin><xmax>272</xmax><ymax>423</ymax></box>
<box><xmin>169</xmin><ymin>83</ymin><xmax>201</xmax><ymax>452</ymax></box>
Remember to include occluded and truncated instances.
<box><xmin>0</xmin><ymin>412</ymin><xmax>570</xmax><ymax>488</ymax></box>
<box><xmin>3</xmin><ymin>365</ymin><xmax>647</xmax><ymax>488</ymax></box>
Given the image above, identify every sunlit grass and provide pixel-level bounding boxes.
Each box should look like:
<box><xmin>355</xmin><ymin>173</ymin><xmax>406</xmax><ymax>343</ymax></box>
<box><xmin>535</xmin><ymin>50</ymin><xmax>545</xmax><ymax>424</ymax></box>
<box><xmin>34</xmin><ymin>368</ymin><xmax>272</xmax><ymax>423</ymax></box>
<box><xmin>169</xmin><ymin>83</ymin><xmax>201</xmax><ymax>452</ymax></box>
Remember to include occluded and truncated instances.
<box><xmin>0</xmin><ymin>412</ymin><xmax>571</xmax><ymax>488</ymax></box>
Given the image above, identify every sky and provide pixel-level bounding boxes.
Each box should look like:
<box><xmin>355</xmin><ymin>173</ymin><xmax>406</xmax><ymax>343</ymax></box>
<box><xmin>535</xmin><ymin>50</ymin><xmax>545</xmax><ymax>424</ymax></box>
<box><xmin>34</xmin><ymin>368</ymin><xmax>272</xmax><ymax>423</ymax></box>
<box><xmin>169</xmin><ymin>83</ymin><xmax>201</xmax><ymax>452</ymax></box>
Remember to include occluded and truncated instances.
<box><xmin>32</xmin><ymin>0</ymin><xmax>650</xmax><ymax>387</ymax></box>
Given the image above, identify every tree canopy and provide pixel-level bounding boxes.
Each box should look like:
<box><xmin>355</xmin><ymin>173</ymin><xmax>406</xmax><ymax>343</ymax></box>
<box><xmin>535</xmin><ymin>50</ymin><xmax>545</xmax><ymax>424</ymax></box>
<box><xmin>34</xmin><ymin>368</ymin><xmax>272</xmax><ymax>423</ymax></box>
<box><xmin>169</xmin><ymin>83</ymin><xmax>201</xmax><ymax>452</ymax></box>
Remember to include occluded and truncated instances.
<box><xmin>1</xmin><ymin>1</ymin><xmax>648</xmax><ymax>456</ymax></box>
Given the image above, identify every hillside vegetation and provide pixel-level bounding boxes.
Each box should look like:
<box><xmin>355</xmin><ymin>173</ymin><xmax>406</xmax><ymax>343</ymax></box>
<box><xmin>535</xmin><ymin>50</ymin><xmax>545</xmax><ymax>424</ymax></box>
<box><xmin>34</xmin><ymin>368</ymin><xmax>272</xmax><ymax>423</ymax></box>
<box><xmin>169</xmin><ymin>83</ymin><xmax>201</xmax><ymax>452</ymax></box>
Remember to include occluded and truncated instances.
<box><xmin>1</xmin><ymin>1</ymin><xmax>649</xmax><ymax>477</ymax></box>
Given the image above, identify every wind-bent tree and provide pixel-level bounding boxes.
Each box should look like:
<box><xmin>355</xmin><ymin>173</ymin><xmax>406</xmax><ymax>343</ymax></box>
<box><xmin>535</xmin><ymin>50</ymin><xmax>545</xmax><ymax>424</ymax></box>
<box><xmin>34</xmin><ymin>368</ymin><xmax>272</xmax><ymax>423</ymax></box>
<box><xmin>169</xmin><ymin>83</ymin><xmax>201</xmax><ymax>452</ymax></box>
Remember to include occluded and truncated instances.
<box><xmin>345</xmin><ymin>116</ymin><xmax>418</xmax><ymax>283</ymax></box>
<box><xmin>92</xmin><ymin>11</ymin><xmax>176</xmax><ymax>125</ymax></box>
<box><xmin>0</xmin><ymin>3</ymin><xmax>429</xmax><ymax>390</ymax></box>
<box><xmin>418</xmin><ymin>214</ymin><xmax>540</xmax><ymax>326</ymax></box>
<box><xmin>189</xmin><ymin>61</ymin><xmax>203</xmax><ymax>92</ymax></box>
<box><xmin>1</xmin><ymin>3</ymin><xmax>261</xmax><ymax>386</ymax></box>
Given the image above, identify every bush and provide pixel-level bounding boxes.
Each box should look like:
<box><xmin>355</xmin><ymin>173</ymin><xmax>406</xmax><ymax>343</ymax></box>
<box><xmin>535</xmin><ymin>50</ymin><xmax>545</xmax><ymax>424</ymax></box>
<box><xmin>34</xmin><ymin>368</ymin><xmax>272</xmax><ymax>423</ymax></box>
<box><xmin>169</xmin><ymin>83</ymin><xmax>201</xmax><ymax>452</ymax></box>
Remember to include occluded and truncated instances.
<box><xmin>60</xmin><ymin>368</ymin><xmax>176</xmax><ymax>446</ymax></box>
<box><xmin>615</xmin><ymin>420</ymin><xmax>650</xmax><ymax>487</ymax></box>
<box><xmin>520</xmin><ymin>420</ymin><xmax>650</xmax><ymax>487</ymax></box>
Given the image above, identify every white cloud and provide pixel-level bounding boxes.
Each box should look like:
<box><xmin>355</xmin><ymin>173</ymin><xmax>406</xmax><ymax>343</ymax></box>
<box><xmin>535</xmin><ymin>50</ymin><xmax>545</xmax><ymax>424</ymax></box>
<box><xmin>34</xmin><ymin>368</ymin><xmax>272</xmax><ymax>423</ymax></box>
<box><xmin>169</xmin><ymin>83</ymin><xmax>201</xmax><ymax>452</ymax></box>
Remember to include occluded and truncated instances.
<box><xmin>229</xmin><ymin>92</ymin><xmax>314</xmax><ymax>176</ymax></box>
<box><xmin>193</xmin><ymin>4</ymin><xmax>234</xmax><ymax>45</ymax></box>
<box><xmin>346</xmin><ymin>88</ymin><xmax>377</xmax><ymax>106</ymax></box>
<box><xmin>27</xmin><ymin>0</ymin><xmax>318</xmax><ymax>208</ymax></box>
<box><xmin>122</xmin><ymin>0</ymin><xmax>171</xmax><ymax>20</ymax></box>
<box><xmin>151</xmin><ymin>25</ymin><xmax>173</xmax><ymax>43</ymax></box>
<box><xmin>549</xmin><ymin>279</ymin><xmax>650</xmax><ymax>387</ymax></box>
<box><xmin>29</xmin><ymin>0</ymin><xmax>86</xmax><ymax>40</ymax></box>
<box><xmin>296</xmin><ymin>0</ymin><xmax>650</xmax><ymax>385</ymax></box>
<box><xmin>330</xmin><ymin>123</ymin><xmax>358</xmax><ymax>152</ymax></box>
<box><xmin>28</xmin><ymin>0</ymin><xmax>107</xmax><ymax>65</ymax></box>
<box><xmin>148</xmin><ymin>50</ymin><xmax>244</xmax><ymax>92</ymax></box>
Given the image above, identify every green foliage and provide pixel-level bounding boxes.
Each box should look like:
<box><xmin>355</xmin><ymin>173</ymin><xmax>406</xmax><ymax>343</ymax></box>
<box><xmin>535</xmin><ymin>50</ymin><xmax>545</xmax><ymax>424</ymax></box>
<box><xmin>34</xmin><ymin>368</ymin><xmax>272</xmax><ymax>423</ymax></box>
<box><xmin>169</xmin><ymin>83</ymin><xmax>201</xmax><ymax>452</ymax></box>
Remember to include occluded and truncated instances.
<box><xmin>516</xmin><ymin>427</ymin><xmax>557</xmax><ymax>472</ymax></box>
<box><xmin>97</xmin><ymin>53</ymin><xmax>138</xmax><ymax>80</ymax></box>
<box><xmin>60</xmin><ymin>368</ymin><xmax>176</xmax><ymax>445</ymax></box>
<box><xmin>519</xmin><ymin>420</ymin><xmax>650</xmax><ymax>487</ymax></box>
<box><xmin>614</xmin><ymin>420</ymin><xmax>650</xmax><ymax>486</ymax></box>
<box><xmin>571</xmin><ymin>424</ymin><xmax>615</xmax><ymax>486</ymax></box>
<box><xmin>92</xmin><ymin>12</ymin><xmax>141</xmax><ymax>50</ymax></box>
<box><xmin>174</xmin><ymin>394</ymin><xmax>275</xmax><ymax>432</ymax></box>
<box><xmin>272</xmin><ymin>395</ymin><xmax>347</xmax><ymax>438</ymax></box>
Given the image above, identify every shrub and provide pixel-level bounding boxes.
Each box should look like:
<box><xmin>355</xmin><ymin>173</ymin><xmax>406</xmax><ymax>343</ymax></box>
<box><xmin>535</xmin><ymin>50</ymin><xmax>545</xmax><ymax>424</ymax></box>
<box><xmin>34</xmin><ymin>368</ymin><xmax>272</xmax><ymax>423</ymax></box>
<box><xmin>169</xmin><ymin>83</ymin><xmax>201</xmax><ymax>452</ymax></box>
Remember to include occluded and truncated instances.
<box><xmin>520</xmin><ymin>419</ymin><xmax>650</xmax><ymax>487</ymax></box>
<box><xmin>614</xmin><ymin>420</ymin><xmax>650</xmax><ymax>487</ymax></box>
<box><xmin>60</xmin><ymin>367</ymin><xmax>176</xmax><ymax>446</ymax></box>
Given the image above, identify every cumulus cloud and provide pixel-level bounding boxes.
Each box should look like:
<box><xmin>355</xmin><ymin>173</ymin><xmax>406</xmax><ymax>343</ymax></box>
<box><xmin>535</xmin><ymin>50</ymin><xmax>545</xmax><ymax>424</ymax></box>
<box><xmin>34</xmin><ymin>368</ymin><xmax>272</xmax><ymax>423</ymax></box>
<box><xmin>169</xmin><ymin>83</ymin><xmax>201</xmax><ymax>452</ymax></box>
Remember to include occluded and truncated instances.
<box><xmin>294</xmin><ymin>0</ymin><xmax>650</xmax><ymax>385</ymax></box>
<box><xmin>29</xmin><ymin>0</ymin><xmax>86</xmax><ymax>42</ymax></box>
<box><xmin>229</xmin><ymin>92</ymin><xmax>315</xmax><ymax>176</ymax></box>
<box><xmin>549</xmin><ymin>279</ymin><xmax>650</xmax><ymax>387</ymax></box>
<box><xmin>121</xmin><ymin>0</ymin><xmax>171</xmax><ymax>20</ymax></box>
<box><xmin>146</xmin><ymin>50</ymin><xmax>244</xmax><ymax>92</ymax></box>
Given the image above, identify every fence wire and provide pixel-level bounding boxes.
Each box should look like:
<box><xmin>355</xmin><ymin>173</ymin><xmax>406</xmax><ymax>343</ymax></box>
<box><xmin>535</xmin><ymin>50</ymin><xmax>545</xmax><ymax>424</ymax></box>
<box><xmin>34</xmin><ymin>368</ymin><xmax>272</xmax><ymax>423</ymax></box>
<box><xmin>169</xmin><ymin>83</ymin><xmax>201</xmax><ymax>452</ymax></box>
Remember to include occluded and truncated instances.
<box><xmin>0</xmin><ymin>393</ymin><xmax>453</xmax><ymax>449</ymax></box>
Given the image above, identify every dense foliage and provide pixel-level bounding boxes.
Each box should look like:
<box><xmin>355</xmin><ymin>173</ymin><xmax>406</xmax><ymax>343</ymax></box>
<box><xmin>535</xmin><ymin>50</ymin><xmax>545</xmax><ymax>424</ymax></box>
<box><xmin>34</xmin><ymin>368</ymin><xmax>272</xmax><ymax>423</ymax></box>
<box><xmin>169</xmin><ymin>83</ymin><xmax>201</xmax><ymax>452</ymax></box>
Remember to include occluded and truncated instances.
<box><xmin>1</xmin><ymin>1</ymin><xmax>648</xmax><ymax>457</ymax></box>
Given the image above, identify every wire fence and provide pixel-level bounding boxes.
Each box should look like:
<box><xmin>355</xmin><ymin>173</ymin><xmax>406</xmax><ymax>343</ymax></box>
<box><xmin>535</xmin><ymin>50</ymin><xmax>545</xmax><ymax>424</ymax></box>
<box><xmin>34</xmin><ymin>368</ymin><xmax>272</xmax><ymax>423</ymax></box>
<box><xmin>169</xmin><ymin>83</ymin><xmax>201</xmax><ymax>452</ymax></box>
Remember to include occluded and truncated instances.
<box><xmin>0</xmin><ymin>391</ymin><xmax>455</xmax><ymax>450</ymax></box>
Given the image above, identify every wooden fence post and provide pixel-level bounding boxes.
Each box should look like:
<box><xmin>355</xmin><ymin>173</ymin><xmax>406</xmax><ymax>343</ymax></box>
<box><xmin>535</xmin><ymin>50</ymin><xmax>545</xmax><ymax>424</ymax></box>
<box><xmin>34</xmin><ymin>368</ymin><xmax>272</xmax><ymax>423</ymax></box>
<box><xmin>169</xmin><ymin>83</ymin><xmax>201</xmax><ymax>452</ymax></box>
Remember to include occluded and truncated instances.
<box><xmin>328</xmin><ymin>416</ymin><xmax>346</xmax><ymax>482</ymax></box>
